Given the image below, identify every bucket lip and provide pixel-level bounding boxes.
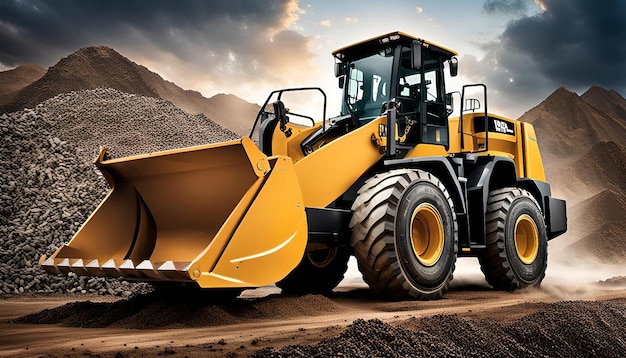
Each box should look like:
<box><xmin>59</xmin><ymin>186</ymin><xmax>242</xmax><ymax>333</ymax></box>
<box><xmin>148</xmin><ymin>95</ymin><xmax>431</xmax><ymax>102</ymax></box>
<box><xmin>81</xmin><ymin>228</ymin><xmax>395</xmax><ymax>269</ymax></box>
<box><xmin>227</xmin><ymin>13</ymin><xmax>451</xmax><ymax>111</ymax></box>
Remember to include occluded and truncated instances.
<box><xmin>94</xmin><ymin>137</ymin><xmax>250</xmax><ymax>165</ymax></box>
<box><xmin>40</xmin><ymin>256</ymin><xmax>195</xmax><ymax>282</ymax></box>
<box><xmin>93</xmin><ymin>136</ymin><xmax>271</xmax><ymax>181</ymax></box>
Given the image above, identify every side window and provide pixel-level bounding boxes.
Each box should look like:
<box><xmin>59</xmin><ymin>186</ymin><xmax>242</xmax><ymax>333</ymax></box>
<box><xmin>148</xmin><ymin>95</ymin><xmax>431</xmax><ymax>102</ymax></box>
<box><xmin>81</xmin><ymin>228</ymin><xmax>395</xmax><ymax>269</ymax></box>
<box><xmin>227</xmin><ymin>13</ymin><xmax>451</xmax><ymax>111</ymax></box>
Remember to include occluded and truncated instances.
<box><xmin>424</xmin><ymin>70</ymin><xmax>440</xmax><ymax>102</ymax></box>
<box><xmin>372</xmin><ymin>75</ymin><xmax>387</xmax><ymax>102</ymax></box>
<box><xmin>399</xmin><ymin>73</ymin><xmax>420</xmax><ymax>98</ymax></box>
<box><xmin>347</xmin><ymin>67</ymin><xmax>364</xmax><ymax>105</ymax></box>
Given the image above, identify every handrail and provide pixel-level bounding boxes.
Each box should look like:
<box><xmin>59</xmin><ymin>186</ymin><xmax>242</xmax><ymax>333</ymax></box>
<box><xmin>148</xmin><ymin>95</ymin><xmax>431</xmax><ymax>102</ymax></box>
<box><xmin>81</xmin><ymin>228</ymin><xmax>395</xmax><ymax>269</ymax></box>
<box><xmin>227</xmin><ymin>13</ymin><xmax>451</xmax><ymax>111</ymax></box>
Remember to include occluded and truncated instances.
<box><xmin>459</xmin><ymin>84</ymin><xmax>488</xmax><ymax>153</ymax></box>
<box><xmin>250</xmin><ymin>87</ymin><xmax>327</xmax><ymax>138</ymax></box>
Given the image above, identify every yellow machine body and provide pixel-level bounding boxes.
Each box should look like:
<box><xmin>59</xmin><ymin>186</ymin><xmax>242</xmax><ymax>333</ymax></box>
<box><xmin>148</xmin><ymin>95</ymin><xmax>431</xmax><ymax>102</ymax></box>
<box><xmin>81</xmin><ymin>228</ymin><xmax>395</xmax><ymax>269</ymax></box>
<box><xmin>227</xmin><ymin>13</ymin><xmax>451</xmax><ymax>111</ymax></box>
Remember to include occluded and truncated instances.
<box><xmin>446</xmin><ymin>112</ymin><xmax>546</xmax><ymax>181</ymax></box>
<box><xmin>40</xmin><ymin>31</ymin><xmax>563</xmax><ymax>295</ymax></box>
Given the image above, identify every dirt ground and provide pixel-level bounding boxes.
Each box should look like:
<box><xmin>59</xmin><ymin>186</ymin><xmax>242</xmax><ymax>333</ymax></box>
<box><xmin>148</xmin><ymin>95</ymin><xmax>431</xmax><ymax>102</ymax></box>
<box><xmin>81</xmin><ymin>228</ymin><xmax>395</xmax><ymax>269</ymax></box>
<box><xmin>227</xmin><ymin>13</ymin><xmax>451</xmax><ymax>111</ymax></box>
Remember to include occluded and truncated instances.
<box><xmin>2</xmin><ymin>258</ymin><xmax>626</xmax><ymax>357</ymax></box>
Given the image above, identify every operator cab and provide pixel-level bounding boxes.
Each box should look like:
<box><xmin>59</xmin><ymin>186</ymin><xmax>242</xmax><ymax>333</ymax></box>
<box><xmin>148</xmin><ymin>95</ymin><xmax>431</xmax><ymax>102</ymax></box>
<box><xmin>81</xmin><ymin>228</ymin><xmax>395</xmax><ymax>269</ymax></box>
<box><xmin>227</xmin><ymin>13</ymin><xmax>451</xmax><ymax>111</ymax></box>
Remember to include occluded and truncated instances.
<box><xmin>253</xmin><ymin>32</ymin><xmax>459</xmax><ymax>158</ymax></box>
<box><xmin>333</xmin><ymin>32</ymin><xmax>458</xmax><ymax>153</ymax></box>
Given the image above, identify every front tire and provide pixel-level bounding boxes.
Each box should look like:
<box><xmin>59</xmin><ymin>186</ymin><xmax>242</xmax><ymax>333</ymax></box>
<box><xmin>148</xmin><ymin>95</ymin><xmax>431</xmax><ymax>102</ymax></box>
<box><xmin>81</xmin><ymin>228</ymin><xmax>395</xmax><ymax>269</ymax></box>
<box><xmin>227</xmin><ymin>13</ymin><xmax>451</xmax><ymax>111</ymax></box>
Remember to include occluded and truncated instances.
<box><xmin>276</xmin><ymin>246</ymin><xmax>350</xmax><ymax>294</ymax></box>
<box><xmin>350</xmin><ymin>169</ymin><xmax>457</xmax><ymax>300</ymax></box>
<box><xmin>479</xmin><ymin>187</ymin><xmax>548</xmax><ymax>290</ymax></box>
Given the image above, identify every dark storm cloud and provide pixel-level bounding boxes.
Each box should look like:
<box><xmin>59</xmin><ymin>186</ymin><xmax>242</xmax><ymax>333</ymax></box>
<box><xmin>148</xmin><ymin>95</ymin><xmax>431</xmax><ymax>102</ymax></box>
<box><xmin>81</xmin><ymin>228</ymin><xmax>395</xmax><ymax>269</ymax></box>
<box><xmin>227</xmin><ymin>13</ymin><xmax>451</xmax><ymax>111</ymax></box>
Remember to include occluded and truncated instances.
<box><xmin>0</xmin><ymin>0</ymin><xmax>316</xmax><ymax>98</ymax></box>
<box><xmin>0</xmin><ymin>1</ymin><xmax>278</xmax><ymax>65</ymax></box>
<box><xmin>503</xmin><ymin>0</ymin><xmax>626</xmax><ymax>89</ymax></box>
<box><xmin>483</xmin><ymin>0</ymin><xmax>528</xmax><ymax>14</ymax></box>
<box><xmin>465</xmin><ymin>0</ymin><xmax>626</xmax><ymax>116</ymax></box>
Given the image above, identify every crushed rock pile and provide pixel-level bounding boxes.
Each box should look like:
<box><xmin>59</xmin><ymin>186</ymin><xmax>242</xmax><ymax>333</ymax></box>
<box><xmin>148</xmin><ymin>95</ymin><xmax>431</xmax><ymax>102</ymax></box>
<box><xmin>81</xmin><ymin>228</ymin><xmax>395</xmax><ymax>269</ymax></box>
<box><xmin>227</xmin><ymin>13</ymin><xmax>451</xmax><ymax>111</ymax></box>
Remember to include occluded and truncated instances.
<box><xmin>0</xmin><ymin>88</ymin><xmax>239</xmax><ymax>295</ymax></box>
<box><xmin>253</xmin><ymin>300</ymin><xmax>626</xmax><ymax>358</ymax></box>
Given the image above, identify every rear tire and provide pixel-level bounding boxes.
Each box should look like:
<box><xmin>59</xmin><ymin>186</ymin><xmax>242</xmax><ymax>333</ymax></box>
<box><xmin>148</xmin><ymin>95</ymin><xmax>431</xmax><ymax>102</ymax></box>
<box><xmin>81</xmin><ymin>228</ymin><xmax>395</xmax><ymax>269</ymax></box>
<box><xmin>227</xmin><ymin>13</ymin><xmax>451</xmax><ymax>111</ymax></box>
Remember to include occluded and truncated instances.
<box><xmin>479</xmin><ymin>187</ymin><xmax>548</xmax><ymax>290</ymax></box>
<box><xmin>277</xmin><ymin>246</ymin><xmax>350</xmax><ymax>294</ymax></box>
<box><xmin>350</xmin><ymin>169</ymin><xmax>457</xmax><ymax>300</ymax></box>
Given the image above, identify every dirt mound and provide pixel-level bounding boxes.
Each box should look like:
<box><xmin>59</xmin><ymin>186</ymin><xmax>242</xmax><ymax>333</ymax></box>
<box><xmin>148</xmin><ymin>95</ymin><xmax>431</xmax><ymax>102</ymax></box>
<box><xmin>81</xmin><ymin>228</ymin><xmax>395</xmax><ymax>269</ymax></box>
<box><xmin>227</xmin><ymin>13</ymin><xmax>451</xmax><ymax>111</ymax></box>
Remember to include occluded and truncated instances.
<box><xmin>599</xmin><ymin>276</ymin><xmax>626</xmax><ymax>287</ymax></box>
<box><xmin>0</xmin><ymin>65</ymin><xmax>46</xmax><ymax>106</ymax></box>
<box><xmin>1</xmin><ymin>47</ymin><xmax>159</xmax><ymax>113</ymax></box>
<box><xmin>0</xmin><ymin>46</ymin><xmax>258</xmax><ymax>136</ymax></box>
<box><xmin>0</xmin><ymin>88</ymin><xmax>236</xmax><ymax>296</ymax></box>
<box><xmin>14</xmin><ymin>292</ymin><xmax>343</xmax><ymax>329</ymax></box>
<box><xmin>39</xmin><ymin>87</ymin><xmax>238</xmax><ymax>158</ymax></box>
<box><xmin>520</xmin><ymin>88</ymin><xmax>626</xmax><ymax>262</ymax></box>
<box><xmin>202</xmin><ymin>93</ymin><xmax>262</xmax><ymax>136</ymax></box>
<box><xmin>568</xmin><ymin>190</ymin><xmax>626</xmax><ymax>238</ymax></box>
<box><xmin>566</xmin><ymin>223</ymin><xmax>626</xmax><ymax>264</ymax></box>
<box><xmin>582</xmin><ymin>86</ymin><xmax>626</xmax><ymax>124</ymax></box>
<box><xmin>542</xmin><ymin>141</ymin><xmax>626</xmax><ymax>257</ymax></box>
<box><xmin>254</xmin><ymin>300</ymin><xmax>626</xmax><ymax>357</ymax></box>
<box><xmin>570</xmin><ymin>141</ymin><xmax>626</xmax><ymax>194</ymax></box>
<box><xmin>519</xmin><ymin>87</ymin><xmax>626</xmax><ymax>159</ymax></box>
<box><xmin>134</xmin><ymin>63</ymin><xmax>260</xmax><ymax>136</ymax></box>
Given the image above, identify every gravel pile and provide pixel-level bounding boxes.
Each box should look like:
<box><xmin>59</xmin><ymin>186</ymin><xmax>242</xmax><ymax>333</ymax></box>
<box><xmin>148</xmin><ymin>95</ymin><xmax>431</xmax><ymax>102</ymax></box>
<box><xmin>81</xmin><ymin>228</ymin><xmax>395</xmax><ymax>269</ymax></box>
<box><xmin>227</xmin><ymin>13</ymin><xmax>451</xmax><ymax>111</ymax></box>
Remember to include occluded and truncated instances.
<box><xmin>0</xmin><ymin>88</ymin><xmax>238</xmax><ymax>295</ymax></box>
<box><xmin>253</xmin><ymin>300</ymin><xmax>626</xmax><ymax>357</ymax></box>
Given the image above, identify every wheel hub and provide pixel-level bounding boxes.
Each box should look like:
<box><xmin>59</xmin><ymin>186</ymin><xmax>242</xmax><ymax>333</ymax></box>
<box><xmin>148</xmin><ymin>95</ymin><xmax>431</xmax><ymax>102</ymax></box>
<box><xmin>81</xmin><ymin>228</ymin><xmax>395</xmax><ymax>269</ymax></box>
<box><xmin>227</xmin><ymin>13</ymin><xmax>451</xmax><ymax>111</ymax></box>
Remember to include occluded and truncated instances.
<box><xmin>409</xmin><ymin>203</ymin><xmax>444</xmax><ymax>267</ymax></box>
<box><xmin>514</xmin><ymin>214</ymin><xmax>539</xmax><ymax>264</ymax></box>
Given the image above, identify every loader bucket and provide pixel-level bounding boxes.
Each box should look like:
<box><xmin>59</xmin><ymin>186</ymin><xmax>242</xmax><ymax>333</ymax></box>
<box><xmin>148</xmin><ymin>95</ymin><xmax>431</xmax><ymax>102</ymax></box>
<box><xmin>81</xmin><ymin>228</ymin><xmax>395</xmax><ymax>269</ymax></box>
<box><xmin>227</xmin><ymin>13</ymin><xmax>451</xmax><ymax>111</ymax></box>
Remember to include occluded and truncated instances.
<box><xmin>40</xmin><ymin>137</ymin><xmax>308</xmax><ymax>288</ymax></box>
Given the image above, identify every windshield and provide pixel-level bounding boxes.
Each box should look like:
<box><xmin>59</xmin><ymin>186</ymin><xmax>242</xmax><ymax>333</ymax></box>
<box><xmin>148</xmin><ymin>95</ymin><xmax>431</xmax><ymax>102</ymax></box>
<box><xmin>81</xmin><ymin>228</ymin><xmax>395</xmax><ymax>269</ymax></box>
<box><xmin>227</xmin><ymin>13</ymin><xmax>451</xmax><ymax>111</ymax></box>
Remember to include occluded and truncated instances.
<box><xmin>341</xmin><ymin>51</ymin><xmax>393</xmax><ymax>124</ymax></box>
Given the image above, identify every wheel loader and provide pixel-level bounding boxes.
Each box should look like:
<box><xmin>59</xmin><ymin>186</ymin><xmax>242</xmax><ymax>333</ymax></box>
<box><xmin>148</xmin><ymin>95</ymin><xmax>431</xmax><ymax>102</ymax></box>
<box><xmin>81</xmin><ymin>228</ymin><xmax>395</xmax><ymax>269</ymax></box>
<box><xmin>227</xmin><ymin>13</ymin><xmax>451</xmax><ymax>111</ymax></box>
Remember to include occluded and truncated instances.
<box><xmin>40</xmin><ymin>32</ymin><xmax>567</xmax><ymax>300</ymax></box>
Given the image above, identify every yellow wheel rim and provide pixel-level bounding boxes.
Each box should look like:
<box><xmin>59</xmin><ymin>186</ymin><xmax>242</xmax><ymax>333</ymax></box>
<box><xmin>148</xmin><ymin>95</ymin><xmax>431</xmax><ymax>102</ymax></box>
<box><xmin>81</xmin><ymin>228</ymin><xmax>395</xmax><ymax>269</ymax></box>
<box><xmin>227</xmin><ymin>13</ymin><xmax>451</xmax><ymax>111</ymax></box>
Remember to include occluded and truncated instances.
<box><xmin>409</xmin><ymin>203</ymin><xmax>444</xmax><ymax>267</ymax></box>
<box><xmin>514</xmin><ymin>214</ymin><xmax>539</xmax><ymax>264</ymax></box>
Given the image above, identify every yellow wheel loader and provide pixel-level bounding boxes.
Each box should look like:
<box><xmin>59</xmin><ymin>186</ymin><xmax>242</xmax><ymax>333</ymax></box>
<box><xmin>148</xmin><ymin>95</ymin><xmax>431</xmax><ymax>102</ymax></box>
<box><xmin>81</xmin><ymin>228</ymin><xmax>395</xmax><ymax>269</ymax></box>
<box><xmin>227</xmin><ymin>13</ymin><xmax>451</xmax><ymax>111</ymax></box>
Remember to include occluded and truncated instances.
<box><xmin>40</xmin><ymin>32</ymin><xmax>567</xmax><ymax>300</ymax></box>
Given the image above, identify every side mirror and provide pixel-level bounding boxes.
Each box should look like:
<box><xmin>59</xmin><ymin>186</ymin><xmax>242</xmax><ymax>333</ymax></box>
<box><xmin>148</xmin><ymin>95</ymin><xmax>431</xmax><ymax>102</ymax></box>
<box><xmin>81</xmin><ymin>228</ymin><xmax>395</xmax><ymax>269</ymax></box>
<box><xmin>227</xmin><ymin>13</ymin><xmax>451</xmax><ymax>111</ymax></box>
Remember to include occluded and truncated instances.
<box><xmin>411</xmin><ymin>40</ymin><xmax>422</xmax><ymax>70</ymax></box>
<box><xmin>334</xmin><ymin>62</ymin><xmax>346</xmax><ymax>77</ymax></box>
<box><xmin>449</xmin><ymin>57</ymin><xmax>458</xmax><ymax>77</ymax></box>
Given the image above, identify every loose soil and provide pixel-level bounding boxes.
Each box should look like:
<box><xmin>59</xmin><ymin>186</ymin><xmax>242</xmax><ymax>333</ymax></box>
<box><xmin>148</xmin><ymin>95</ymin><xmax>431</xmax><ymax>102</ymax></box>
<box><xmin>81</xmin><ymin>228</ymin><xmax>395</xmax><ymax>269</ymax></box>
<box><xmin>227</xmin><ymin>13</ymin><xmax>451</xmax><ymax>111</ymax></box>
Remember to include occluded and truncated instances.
<box><xmin>2</xmin><ymin>274</ymin><xmax>626</xmax><ymax>358</ymax></box>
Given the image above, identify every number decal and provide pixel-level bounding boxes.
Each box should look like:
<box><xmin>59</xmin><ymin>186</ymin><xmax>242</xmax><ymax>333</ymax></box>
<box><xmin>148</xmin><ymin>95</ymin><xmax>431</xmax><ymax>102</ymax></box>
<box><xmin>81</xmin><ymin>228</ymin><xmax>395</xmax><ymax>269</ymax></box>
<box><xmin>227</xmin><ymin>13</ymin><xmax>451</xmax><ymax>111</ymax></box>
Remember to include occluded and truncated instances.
<box><xmin>493</xmin><ymin>119</ymin><xmax>514</xmax><ymax>135</ymax></box>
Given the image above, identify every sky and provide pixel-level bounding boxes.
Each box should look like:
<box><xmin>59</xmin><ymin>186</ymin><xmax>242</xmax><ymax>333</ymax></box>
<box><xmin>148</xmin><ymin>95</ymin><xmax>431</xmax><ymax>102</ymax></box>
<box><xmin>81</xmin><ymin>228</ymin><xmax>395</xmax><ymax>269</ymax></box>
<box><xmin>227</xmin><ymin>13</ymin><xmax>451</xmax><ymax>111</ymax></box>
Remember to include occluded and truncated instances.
<box><xmin>1</xmin><ymin>0</ymin><xmax>625</xmax><ymax>119</ymax></box>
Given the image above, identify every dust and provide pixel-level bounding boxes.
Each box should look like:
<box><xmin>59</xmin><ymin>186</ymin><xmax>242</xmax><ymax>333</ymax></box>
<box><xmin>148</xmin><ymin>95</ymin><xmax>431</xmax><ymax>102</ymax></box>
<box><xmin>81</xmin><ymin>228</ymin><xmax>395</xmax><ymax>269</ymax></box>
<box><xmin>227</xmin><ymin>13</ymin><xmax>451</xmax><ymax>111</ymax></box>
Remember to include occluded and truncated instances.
<box><xmin>540</xmin><ymin>253</ymin><xmax>626</xmax><ymax>300</ymax></box>
<box><xmin>341</xmin><ymin>251</ymin><xmax>626</xmax><ymax>300</ymax></box>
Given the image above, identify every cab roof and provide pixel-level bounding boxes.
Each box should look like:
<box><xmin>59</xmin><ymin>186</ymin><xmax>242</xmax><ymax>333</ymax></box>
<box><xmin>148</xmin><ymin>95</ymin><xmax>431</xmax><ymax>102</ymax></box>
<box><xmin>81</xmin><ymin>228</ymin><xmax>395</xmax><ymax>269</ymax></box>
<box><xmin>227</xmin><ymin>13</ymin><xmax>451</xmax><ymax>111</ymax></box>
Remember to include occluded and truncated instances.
<box><xmin>332</xmin><ymin>31</ymin><xmax>458</xmax><ymax>61</ymax></box>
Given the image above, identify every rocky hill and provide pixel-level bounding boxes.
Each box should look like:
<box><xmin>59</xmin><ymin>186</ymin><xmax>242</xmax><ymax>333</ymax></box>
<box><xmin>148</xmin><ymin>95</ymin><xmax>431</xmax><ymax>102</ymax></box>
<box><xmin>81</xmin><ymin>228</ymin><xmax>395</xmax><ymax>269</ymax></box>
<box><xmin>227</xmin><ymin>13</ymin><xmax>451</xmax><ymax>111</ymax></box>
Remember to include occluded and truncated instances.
<box><xmin>0</xmin><ymin>47</ymin><xmax>258</xmax><ymax>136</ymax></box>
<box><xmin>0</xmin><ymin>88</ymin><xmax>238</xmax><ymax>295</ymax></box>
<box><xmin>519</xmin><ymin>87</ymin><xmax>626</xmax><ymax>262</ymax></box>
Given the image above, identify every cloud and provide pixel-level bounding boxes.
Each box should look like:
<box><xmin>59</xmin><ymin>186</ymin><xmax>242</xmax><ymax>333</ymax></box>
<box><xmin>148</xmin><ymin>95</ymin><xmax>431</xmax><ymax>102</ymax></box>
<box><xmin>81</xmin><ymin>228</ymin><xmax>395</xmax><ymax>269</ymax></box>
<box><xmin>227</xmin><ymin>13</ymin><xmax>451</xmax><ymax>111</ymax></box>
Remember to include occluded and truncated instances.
<box><xmin>317</xmin><ymin>20</ymin><xmax>331</xmax><ymax>27</ymax></box>
<box><xmin>416</xmin><ymin>7</ymin><xmax>424</xmax><ymax>14</ymax></box>
<box><xmin>345</xmin><ymin>17</ymin><xmax>358</xmax><ymax>23</ymax></box>
<box><xmin>0</xmin><ymin>0</ymin><xmax>319</xmax><ymax>102</ymax></box>
<box><xmin>463</xmin><ymin>0</ymin><xmax>626</xmax><ymax>117</ymax></box>
<box><xmin>483</xmin><ymin>0</ymin><xmax>528</xmax><ymax>14</ymax></box>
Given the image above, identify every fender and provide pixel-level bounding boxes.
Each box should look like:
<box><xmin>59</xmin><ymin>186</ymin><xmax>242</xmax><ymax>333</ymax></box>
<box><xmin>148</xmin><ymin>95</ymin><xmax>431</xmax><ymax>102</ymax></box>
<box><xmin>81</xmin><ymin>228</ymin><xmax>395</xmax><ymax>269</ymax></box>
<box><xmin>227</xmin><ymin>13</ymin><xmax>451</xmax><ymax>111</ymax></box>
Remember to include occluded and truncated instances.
<box><xmin>383</xmin><ymin>156</ymin><xmax>471</xmax><ymax>248</ymax></box>
<box><xmin>518</xmin><ymin>178</ymin><xmax>567</xmax><ymax>240</ymax></box>
<box><xmin>384</xmin><ymin>156</ymin><xmax>468</xmax><ymax>215</ymax></box>
<box><xmin>466</xmin><ymin>156</ymin><xmax>517</xmax><ymax>213</ymax></box>
<box><xmin>466</xmin><ymin>156</ymin><xmax>566</xmax><ymax>244</ymax></box>
<box><xmin>464</xmin><ymin>156</ymin><xmax>517</xmax><ymax>247</ymax></box>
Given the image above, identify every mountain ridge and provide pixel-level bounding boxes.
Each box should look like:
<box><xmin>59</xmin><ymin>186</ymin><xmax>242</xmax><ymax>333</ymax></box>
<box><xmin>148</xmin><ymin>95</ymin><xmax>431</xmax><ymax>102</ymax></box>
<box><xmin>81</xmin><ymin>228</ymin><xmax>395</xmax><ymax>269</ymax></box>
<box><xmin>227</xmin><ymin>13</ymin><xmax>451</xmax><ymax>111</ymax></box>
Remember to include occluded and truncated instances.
<box><xmin>0</xmin><ymin>46</ymin><xmax>258</xmax><ymax>136</ymax></box>
<box><xmin>0</xmin><ymin>64</ymin><xmax>46</xmax><ymax>107</ymax></box>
